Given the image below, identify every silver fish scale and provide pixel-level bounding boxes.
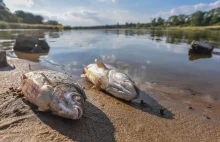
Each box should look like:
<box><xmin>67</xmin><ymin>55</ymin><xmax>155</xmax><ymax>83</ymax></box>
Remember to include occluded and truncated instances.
<box><xmin>22</xmin><ymin>70</ymin><xmax>86</xmax><ymax>119</ymax></box>
<box><xmin>25</xmin><ymin>70</ymin><xmax>86</xmax><ymax>100</ymax></box>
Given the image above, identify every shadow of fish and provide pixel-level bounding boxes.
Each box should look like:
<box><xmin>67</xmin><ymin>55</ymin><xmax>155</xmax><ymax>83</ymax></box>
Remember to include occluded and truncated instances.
<box><xmin>21</xmin><ymin>70</ymin><xmax>86</xmax><ymax>120</ymax></box>
<box><xmin>82</xmin><ymin>59</ymin><xmax>140</xmax><ymax>101</ymax></box>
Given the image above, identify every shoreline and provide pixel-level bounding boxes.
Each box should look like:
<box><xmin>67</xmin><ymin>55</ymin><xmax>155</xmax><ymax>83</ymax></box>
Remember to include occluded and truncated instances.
<box><xmin>0</xmin><ymin>58</ymin><xmax>220</xmax><ymax>141</ymax></box>
<box><xmin>1</xmin><ymin>25</ymin><xmax>220</xmax><ymax>31</ymax></box>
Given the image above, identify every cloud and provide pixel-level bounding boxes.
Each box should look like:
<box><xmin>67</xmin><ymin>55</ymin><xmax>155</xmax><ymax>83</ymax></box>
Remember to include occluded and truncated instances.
<box><xmin>21</xmin><ymin>7</ymin><xmax>147</xmax><ymax>26</ymax></box>
<box><xmin>98</xmin><ymin>0</ymin><xmax>118</xmax><ymax>3</ymax></box>
<box><xmin>3</xmin><ymin>0</ymin><xmax>148</xmax><ymax>26</ymax></box>
<box><xmin>153</xmin><ymin>0</ymin><xmax>220</xmax><ymax>18</ymax></box>
<box><xmin>4</xmin><ymin>0</ymin><xmax>34</xmax><ymax>8</ymax></box>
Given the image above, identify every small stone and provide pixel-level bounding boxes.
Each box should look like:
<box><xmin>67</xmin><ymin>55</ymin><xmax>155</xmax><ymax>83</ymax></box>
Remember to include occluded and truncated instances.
<box><xmin>160</xmin><ymin>108</ymin><xmax>165</xmax><ymax>115</ymax></box>
<box><xmin>6</xmin><ymin>91</ymin><xmax>9</xmax><ymax>94</ymax></box>
<box><xmin>188</xmin><ymin>106</ymin><xmax>193</xmax><ymax>110</ymax></box>
<box><xmin>13</xmin><ymin>109</ymin><xmax>19</xmax><ymax>113</ymax></box>
<box><xmin>207</xmin><ymin>105</ymin><xmax>212</xmax><ymax>109</ymax></box>
<box><xmin>11</xmin><ymin>65</ymin><xmax>15</xmax><ymax>69</ymax></box>
<box><xmin>13</xmin><ymin>92</ymin><xmax>17</xmax><ymax>96</ymax></box>
<box><xmin>206</xmin><ymin>116</ymin><xmax>211</xmax><ymax>119</ymax></box>
<box><xmin>9</xmin><ymin>87</ymin><xmax>13</xmax><ymax>90</ymax></box>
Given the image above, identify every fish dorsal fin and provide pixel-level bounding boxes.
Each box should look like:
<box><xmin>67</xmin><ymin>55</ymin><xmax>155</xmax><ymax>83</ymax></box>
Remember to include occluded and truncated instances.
<box><xmin>95</xmin><ymin>59</ymin><xmax>108</xmax><ymax>70</ymax></box>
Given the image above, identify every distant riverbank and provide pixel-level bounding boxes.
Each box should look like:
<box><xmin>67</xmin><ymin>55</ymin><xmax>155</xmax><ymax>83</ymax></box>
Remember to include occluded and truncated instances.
<box><xmin>148</xmin><ymin>25</ymin><xmax>220</xmax><ymax>30</ymax></box>
<box><xmin>0</xmin><ymin>22</ymin><xmax>72</xmax><ymax>30</ymax></box>
<box><xmin>71</xmin><ymin>25</ymin><xmax>220</xmax><ymax>31</ymax></box>
<box><xmin>1</xmin><ymin>22</ymin><xmax>220</xmax><ymax>31</ymax></box>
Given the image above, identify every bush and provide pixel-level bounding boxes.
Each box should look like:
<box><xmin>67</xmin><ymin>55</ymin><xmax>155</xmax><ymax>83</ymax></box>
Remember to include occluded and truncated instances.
<box><xmin>55</xmin><ymin>24</ymin><xmax>64</xmax><ymax>30</ymax></box>
<box><xmin>0</xmin><ymin>21</ymin><xmax>9</xmax><ymax>29</ymax></box>
<box><xmin>64</xmin><ymin>25</ymin><xmax>72</xmax><ymax>30</ymax></box>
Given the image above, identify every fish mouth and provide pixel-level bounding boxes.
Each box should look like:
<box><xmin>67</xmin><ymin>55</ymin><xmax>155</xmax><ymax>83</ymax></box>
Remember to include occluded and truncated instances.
<box><xmin>73</xmin><ymin>105</ymin><xmax>83</xmax><ymax>119</ymax></box>
<box><xmin>107</xmin><ymin>82</ymin><xmax>140</xmax><ymax>101</ymax></box>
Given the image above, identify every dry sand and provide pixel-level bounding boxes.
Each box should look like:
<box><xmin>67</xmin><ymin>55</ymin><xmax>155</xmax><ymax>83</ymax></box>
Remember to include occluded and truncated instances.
<box><xmin>0</xmin><ymin>58</ymin><xmax>220</xmax><ymax>142</ymax></box>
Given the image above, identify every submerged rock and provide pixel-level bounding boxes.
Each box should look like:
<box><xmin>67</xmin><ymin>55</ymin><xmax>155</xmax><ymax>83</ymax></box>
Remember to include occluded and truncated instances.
<box><xmin>13</xmin><ymin>34</ymin><xmax>50</xmax><ymax>53</ymax></box>
<box><xmin>189</xmin><ymin>40</ymin><xmax>214</xmax><ymax>54</ymax></box>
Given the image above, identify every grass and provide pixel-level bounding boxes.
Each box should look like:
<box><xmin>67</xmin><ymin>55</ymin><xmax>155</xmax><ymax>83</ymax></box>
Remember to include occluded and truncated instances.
<box><xmin>0</xmin><ymin>22</ymin><xmax>64</xmax><ymax>30</ymax></box>
<box><xmin>148</xmin><ymin>25</ymin><xmax>220</xmax><ymax>31</ymax></box>
<box><xmin>0</xmin><ymin>21</ymin><xmax>10</xmax><ymax>29</ymax></box>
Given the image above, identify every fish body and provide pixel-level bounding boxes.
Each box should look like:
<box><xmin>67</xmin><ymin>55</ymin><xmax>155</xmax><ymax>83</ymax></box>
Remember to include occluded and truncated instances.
<box><xmin>83</xmin><ymin>59</ymin><xmax>140</xmax><ymax>101</ymax></box>
<box><xmin>21</xmin><ymin>70</ymin><xmax>86</xmax><ymax>119</ymax></box>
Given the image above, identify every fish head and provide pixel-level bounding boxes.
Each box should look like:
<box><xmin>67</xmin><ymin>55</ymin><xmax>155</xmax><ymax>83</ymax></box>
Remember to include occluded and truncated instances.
<box><xmin>107</xmin><ymin>71</ymin><xmax>140</xmax><ymax>101</ymax></box>
<box><xmin>52</xmin><ymin>84</ymin><xmax>86</xmax><ymax>120</ymax></box>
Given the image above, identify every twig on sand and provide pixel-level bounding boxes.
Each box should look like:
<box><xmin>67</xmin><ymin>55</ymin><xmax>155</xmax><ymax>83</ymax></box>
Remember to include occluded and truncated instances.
<box><xmin>0</xmin><ymin>114</ymin><xmax>33</xmax><ymax>130</ymax></box>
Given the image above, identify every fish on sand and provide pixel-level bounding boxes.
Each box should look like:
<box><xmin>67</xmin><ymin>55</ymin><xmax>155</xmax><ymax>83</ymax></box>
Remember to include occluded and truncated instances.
<box><xmin>82</xmin><ymin>59</ymin><xmax>140</xmax><ymax>101</ymax></box>
<box><xmin>21</xmin><ymin>70</ymin><xmax>86</xmax><ymax>119</ymax></box>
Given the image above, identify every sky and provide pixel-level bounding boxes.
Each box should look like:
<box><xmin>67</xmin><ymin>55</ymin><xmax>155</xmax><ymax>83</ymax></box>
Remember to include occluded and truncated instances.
<box><xmin>3</xmin><ymin>0</ymin><xmax>220</xmax><ymax>26</ymax></box>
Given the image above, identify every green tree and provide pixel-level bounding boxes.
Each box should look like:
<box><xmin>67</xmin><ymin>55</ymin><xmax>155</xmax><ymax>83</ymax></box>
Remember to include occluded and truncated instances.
<box><xmin>157</xmin><ymin>17</ymin><xmax>165</xmax><ymax>26</ymax></box>
<box><xmin>151</xmin><ymin>18</ymin><xmax>156</xmax><ymax>26</ymax></box>
<box><xmin>210</xmin><ymin>15</ymin><xmax>220</xmax><ymax>25</ymax></box>
<box><xmin>136</xmin><ymin>22</ymin><xmax>142</xmax><ymax>28</ymax></box>
<box><xmin>190</xmin><ymin>11</ymin><xmax>204</xmax><ymax>26</ymax></box>
<box><xmin>177</xmin><ymin>15</ymin><xmax>186</xmax><ymax>25</ymax></box>
<box><xmin>35</xmin><ymin>15</ymin><xmax>44</xmax><ymax>24</ymax></box>
<box><xmin>168</xmin><ymin>16</ymin><xmax>180</xmax><ymax>26</ymax></box>
<box><xmin>15</xmin><ymin>10</ymin><xmax>44</xmax><ymax>24</ymax></box>
<box><xmin>45</xmin><ymin>20</ymin><xmax>59</xmax><ymax>25</ymax></box>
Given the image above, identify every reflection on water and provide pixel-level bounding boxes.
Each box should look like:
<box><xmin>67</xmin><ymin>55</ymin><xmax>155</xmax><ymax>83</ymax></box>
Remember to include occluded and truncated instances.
<box><xmin>14</xmin><ymin>51</ymin><xmax>49</xmax><ymax>62</ymax></box>
<box><xmin>188</xmin><ymin>53</ymin><xmax>212</xmax><ymax>61</ymax></box>
<box><xmin>1</xmin><ymin>29</ymin><xmax>220</xmax><ymax>100</ymax></box>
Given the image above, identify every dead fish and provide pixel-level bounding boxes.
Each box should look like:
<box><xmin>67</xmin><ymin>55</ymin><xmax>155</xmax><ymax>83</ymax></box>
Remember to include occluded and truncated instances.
<box><xmin>82</xmin><ymin>59</ymin><xmax>140</xmax><ymax>101</ymax></box>
<box><xmin>21</xmin><ymin>70</ymin><xmax>86</xmax><ymax>120</ymax></box>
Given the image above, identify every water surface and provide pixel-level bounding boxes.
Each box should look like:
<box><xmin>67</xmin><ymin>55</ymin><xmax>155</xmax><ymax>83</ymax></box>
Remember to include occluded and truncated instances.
<box><xmin>1</xmin><ymin>29</ymin><xmax>220</xmax><ymax>100</ymax></box>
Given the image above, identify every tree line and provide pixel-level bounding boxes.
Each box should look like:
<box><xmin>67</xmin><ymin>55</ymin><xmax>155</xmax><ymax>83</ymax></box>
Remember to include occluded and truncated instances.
<box><xmin>152</xmin><ymin>8</ymin><xmax>220</xmax><ymax>27</ymax></box>
<box><xmin>74</xmin><ymin>7</ymin><xmax>220</xmax><ymax>29</ymax></box>
<box><xmin>0</xmin><ymin>0</ymin><xmax>59</xmax><ymax>25</ymax></box>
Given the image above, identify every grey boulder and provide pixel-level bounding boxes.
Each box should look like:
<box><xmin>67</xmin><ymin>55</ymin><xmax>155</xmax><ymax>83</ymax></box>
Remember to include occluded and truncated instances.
<box><xmin>13</xmin><ymin>34</ymin><xmax>50</xmax><ymax>53</ymax></box>
<box><xmin>0</xmin><ymin>50</ymin><xmax>7</xmax><ymax>67</ymax></box>
<box><xmin>189</xmin><ymin>40</ymin><xmax>214</xmax><ymax>54</ymax></box>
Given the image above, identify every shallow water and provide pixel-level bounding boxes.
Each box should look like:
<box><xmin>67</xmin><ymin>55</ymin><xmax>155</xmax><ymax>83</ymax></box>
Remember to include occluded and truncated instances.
<box><xmin>1</xmin><ymin>29</ymin><xmax>220</xmax><ymax>100</ymax></box>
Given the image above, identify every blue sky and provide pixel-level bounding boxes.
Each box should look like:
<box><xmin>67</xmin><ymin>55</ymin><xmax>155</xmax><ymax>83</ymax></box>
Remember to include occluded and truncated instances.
<box><xmin>3</xmin><ymin>0</ymin><xmax>220</xmax><ymax>26</ymax></box>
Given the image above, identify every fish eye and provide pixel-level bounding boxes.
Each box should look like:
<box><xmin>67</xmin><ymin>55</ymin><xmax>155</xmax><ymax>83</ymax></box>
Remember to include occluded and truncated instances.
<box><xmin>73</xmin><ymin>95</ymin><xmax>82</xmax><ymax>101</ymax></box>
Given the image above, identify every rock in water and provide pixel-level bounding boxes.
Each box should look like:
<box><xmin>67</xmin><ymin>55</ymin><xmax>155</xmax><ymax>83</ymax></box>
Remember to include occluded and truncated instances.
<box><xmin>189</xmin><ymin>40</ymin><xmax>214</xmax><ymax>54</ymax></box>
<box><xmin>14</xmin><ymin>34</ymin><xmax>50</xmax><ymax>53</ymax></box>
<box><xmin>0</xmin><ymin>50</ymin><xmax>7</xmax><ymax>67</ymax></box>
<box><xmin>82</xmin><ymin>59</ymin><xmax>140</xmax><ymax>101</ymax></box>
<box><xmin>21</xmin><ymin>70</ymin><xmax>86</xmax><ymax>119</ymax></box>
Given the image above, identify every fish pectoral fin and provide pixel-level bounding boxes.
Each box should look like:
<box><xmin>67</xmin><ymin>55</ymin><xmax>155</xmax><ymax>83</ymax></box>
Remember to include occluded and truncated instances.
<box><xmin>91</xmin><ymin>85</ymin><xmax>97</xmax><ymax>89</ymax></box>
<box><xmin>81</xmin><ymin>73</ymin><xmax>87</xmax><ymax>78</ymax></box>
<box><xmin>95</xmin><ymin>59</ymin><xmax>108</xmax><ymax>70</ymax></box>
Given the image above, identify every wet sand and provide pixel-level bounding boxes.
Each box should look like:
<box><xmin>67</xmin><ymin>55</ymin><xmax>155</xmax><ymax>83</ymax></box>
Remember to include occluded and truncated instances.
<box><xmin>0</xmin><ymin>58</ymin><xmax>220</xmax><ymax>142</ymax></box>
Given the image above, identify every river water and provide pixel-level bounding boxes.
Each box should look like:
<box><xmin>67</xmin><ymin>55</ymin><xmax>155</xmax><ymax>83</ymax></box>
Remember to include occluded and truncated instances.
<box><xmin>1</xmin><ymin>29</ymin><xmax>220</xmax><ymax>100</ymax></box>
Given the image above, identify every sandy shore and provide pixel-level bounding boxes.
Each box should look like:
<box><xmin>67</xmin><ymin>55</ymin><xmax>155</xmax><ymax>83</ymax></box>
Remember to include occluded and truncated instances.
<box><xmin>0</xmin><ymin>58</ymin><xmax>220</xmax><ymax>142</ymax></box>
